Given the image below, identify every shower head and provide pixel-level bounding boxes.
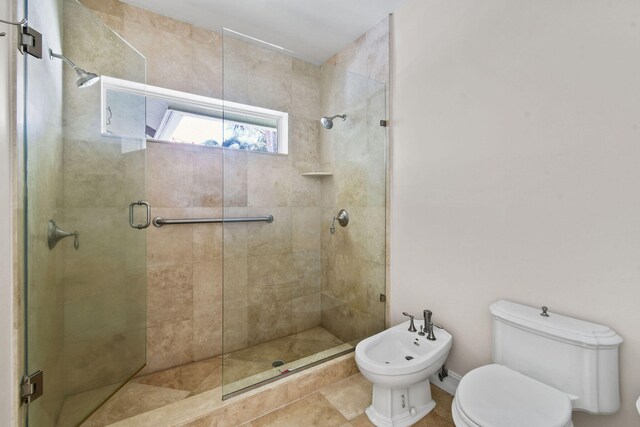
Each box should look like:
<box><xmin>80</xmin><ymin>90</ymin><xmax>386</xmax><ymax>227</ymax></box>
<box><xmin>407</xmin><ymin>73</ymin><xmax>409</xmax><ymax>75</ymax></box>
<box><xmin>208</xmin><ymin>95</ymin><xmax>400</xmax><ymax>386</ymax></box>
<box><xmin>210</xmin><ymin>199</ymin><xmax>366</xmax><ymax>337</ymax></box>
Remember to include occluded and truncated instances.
<box><xmin>49</xmin><ymin>49</ymin><xmax>100</xmax><ymax>88</ymax></box>
<box><xmin>320</xmin><ymin>114</ymin><xmax>347</xmax><ymax>129</ymax></box>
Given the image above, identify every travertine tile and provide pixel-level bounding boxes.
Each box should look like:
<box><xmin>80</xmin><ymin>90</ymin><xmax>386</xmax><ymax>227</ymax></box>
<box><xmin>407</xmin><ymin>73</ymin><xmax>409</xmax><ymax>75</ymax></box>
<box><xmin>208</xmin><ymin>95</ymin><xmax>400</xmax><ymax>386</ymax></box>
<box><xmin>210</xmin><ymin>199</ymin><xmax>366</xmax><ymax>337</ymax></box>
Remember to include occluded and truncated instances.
<box><xmin>192</xmin><ymin>151</ymin><xmax>223</xmax><ymax>207</ymax></box>
<box><xmin>78</xmin><ymin>0</ymin><xmax>124</xmax><ymax>17</ymax></box>
<box><xmin>147</xmin><ymin>144</ymin><xmax>194</xmax><ymax>208</ymax></box>
<box><xmin>122</xmin><ymin>3</ymin><xmax>192</xmax><ymax>39</ymax></box>
<box><xmin>145</xmin><ymin>320</ymin><xmax>194</xmax><ymax>373</ymax></box>
<box><xmin>292</xmin><ymin>207</ymin><xmax>321</xmax><ymax>252</ymax></box>
<box><xmin>134</xmin><ymin>358</ymin><xmax>219</xmax><ymax>392</ymax></box>
<box><xmin>63</xmin><ymin>329</ymin><xmax>145</xmax><ymax>396</ymax></box>
<box><xmin>291</xmin><ymin>116</ymin><xmax>321</xmax><ymax>166</ymax></box>
<box><xmin>82</xmin><ymin>382</ymin><xmax>190</xmax><ymax>427</ymax></box>
<box><xmin>146</xmin><ymin>208</ymin><xmax>193</xmax><ymax>267</ymax></box>
<box><xmin>192</xmin><ymin>208</ymin><xmax>223</xmax><ymax>262</ymax></box>
<box><xmin>243</xmin><ymin>393</ymin><xmax>348</xmax><ymax>427</ymax></box>
<box><xmin>349</xmin><ymin>413</ymin><xmax>375</xmax><ymax>427</ymax></box>
<box><xmin>58</xmin><ymin>382</ymin><xmax>122</xmax><ymax>427</ymax></box>
<box><xmin>320</xmin><ymin>374</ymin><xmax>372</xmax><ymax>420</ymax></box>
<box><xmin>147</xmin><ymin>263</ymin><xmax>193</xmax><ymax>327</ymax></box>
<box><xmin>246</xmin><ymin>207</ymin><xmax>292</xmax><ymax>256</ymax></box>
<box><xmin>223</xmin><ymin>150</ymin><xmax>248</xmax><ymax>207</ymax></box>
<box><xmin>193</xmin><ymin>260</ymin><xmax>223</xmax><ymax>359</ymax></box>
<box><xmin>412</xmin><ymin>410</ymin><xmax>454</xmax><ymax>427</ymax></box>
<box><xmin>291</xmin><ymin>293</ymin><xmax>322</xmax><ymax>333</ymax></box>
<box><xmin>190</xmin><ymin>361</ymin><xmax>223</xmax><ymax>396</ymax></box>
<box><xmin>247</xmin><ymin>155</ymin><xmax>292</xmax><ymax>207</ymax></box>
<box><xmin>223</xmin><ymin>385</ymin><xmax>290</xmax><ymax>426</ymax></box>
<box><xmin>431</xmin><ymin>384</ymin><xmax>455</xmax><ymax>424</ymax></box>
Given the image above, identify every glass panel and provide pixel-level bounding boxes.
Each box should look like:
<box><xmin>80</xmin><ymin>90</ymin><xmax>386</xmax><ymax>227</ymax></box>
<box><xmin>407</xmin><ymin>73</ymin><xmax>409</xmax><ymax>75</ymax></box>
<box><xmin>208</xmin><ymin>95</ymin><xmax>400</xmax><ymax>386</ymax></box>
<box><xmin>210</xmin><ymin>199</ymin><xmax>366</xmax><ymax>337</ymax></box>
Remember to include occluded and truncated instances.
<box><xmin>24</xmin><ymin>1</ymin><xmax>146</xmax><ymax>426</ymax></box>
<box><xmin>221</xmin><ymin>28</ymin><xmax>387</xmax><ymax>397</ymax></box>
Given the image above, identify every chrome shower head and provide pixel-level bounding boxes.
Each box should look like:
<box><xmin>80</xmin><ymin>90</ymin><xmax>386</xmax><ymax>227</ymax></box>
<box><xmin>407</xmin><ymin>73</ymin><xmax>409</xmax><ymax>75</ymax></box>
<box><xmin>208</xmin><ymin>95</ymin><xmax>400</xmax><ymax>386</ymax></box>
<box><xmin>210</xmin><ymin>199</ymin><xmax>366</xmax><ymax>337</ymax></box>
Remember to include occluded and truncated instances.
<box><xmin>49</xmin><ymin>49</ymin><xmax>100</xmax><ymax>88</ymax></box>
<box><xmin>320</xmin><ymin>114</ymin><xmax>347</xmax><ymax>129</ymax></box>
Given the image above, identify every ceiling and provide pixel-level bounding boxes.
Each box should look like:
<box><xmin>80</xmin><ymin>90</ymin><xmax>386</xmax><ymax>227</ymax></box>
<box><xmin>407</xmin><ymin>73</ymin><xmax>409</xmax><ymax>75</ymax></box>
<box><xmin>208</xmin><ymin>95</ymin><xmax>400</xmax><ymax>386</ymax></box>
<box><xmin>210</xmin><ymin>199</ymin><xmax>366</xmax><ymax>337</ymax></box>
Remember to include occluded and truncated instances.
<box><xmin>119</xmin><ymin>0</ymin><xmax>410</xmax><ymax>64</ymax></box>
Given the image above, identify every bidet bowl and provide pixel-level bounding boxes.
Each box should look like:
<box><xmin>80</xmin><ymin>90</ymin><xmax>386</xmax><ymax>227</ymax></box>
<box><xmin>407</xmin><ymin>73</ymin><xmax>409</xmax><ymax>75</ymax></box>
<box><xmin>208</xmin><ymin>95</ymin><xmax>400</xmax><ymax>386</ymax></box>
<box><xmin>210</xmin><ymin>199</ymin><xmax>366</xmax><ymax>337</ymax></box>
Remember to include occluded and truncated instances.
<box><xmin>356</xmin><ymin>320</ymin><xmax>452</xmax><ymax>386</ymax></box>
<box><xmin>355</xmin><ymin>320</ymin><xmax>452</xmax><ymax>427</ymax></box>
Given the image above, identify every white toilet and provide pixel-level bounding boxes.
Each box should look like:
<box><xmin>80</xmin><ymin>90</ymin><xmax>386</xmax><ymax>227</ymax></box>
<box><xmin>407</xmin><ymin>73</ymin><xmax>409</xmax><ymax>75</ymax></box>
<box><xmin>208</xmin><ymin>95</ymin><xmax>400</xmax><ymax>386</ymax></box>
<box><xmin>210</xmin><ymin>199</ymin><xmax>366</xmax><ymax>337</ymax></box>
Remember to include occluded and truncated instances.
<box><xmin>452</xmin><ymin>300</ymin><xmax>623</xmax><ymax>427</ymax></box>
<box><xmin>356</xmin><ymin>319</ymin><xmax>452</xmax><ymax>427</ymax></box>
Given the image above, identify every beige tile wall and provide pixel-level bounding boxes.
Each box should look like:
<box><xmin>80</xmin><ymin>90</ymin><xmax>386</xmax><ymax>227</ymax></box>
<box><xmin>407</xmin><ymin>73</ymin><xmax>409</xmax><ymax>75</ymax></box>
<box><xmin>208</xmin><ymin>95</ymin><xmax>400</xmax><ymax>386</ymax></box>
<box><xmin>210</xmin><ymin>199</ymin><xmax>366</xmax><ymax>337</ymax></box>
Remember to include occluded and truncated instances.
<box><xmin>79</xmin><ymin>0</ymin><xmax>388</xmax><ymax>378</ymax></box>
<box><xmin>61</xmin><ymin>0</ymin><xmax>147</xmax><ymax>406</ymax></box>
<box><xmin>222</xmin><ymin>36</ymin><xmax>323</xmax><ymax>352</ymax></box>
<box><xmin>81</xmin><ymin>1</ymin><xmax>325</xmax><ymax>369</ymax></box>
<box><xmin>319</xmin><ymin>17</ymin><xmax>390</xmax><ymax>343</ymax></box>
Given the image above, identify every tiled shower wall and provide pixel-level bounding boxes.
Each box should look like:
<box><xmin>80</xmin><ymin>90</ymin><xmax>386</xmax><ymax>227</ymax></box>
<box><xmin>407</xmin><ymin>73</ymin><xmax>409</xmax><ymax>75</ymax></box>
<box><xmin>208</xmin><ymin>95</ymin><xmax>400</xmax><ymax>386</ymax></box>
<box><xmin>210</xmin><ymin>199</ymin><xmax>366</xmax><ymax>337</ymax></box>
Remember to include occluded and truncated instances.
<box><xmin>79</xmin><ymin>0</ymin><xmax>388</xmax><ymax>376</ymax></box>
<box><xmin>80</xmin><ymin>0</ymin><xmax>324</xmax><ymax>371</ymax></box>
<box><xmin>61</xmin><ymin>0</ymin><xmax>147</xmax><ymax>398</ymax></box>
<box><xmin>320</xmin><ymin>18</ymin><xmax>390</xmax><ymax>343</ymax></box>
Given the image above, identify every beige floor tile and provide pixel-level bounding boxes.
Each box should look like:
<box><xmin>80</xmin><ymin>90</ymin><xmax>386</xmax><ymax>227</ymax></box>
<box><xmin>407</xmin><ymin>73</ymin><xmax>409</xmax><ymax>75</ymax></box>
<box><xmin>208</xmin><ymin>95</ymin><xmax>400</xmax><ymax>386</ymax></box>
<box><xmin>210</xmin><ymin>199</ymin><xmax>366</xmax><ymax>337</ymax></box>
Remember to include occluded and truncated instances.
<box><xmin>134</xmin><ymin>358</ymin><xmax>220</xmax><ymax>392</ymax></box>
<box><xmin>430</xmin><ymin>385</ymin><xmax>454</xmax><ymax>424</ymax></box>
<box><xmin>190</xmin><ymin>368</ymin><xmax>223</xmax><ymax>396</ymax></box>
<box><xmin>243</xmin><ymin>393</ymin><xmax>349</xmax><ymax>427</ymax></box>
<box><xmin>348</xmin><ymin>413</ymin><xmax>375</xmax><ymax>426</ymax></box>
<box><xmin>223</xmin><ymin>326</ymin><xmax>344</xmax><ymax>385</ymax></box>
<box><xmin>412</xmin><ymin>410</ymin><xmax>455</xmax><ymax>427</ymax></box>
<box><xmin>81</xmin><ymin>382</ymin><xmax>190</xmax><ymax>426</ymax></box>
<box><xmin>57</xmin><ymin>382</ymin><xmax>122</xmax><ymax>427</ymax></box>
<box><xmin>349</xmin><ymin>408</ymin><xmax>453</xmax><ymax>427</ymax></box>
<box><xmin>320</xmin><ymin>373</ymin><xmax>372</xmax><ymax>420</ymax></box>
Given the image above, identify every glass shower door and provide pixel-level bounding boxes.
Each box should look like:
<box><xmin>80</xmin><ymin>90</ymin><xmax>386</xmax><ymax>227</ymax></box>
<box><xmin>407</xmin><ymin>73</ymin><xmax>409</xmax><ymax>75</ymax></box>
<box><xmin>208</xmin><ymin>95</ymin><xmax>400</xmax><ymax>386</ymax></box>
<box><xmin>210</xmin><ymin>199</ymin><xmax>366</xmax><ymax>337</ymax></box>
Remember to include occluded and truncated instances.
<box><xmin>24</xmin><ymin>1</ymin><xmax>147</xmax><ymax>426</ymax></box>
<box><xmin>220</xmin><ymin>28</ymin><xmax>388</xmax><ymax>397</ymax></box>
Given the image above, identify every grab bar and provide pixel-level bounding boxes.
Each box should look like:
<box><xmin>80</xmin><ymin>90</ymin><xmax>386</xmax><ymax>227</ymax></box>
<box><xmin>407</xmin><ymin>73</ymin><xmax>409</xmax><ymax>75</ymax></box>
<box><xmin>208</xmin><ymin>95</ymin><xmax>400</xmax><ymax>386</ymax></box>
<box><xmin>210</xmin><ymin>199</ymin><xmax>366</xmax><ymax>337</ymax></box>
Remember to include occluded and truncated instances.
<box><xmin>152</xmin><ymin>215</ymin><xmax>274</xmax><ymax>227</ymax></box>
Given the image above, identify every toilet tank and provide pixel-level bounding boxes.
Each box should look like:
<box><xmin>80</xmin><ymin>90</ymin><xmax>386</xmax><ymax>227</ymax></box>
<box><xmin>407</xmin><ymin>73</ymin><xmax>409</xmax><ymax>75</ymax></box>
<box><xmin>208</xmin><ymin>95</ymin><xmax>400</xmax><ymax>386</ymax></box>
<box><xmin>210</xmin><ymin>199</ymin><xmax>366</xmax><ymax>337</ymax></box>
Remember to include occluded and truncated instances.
<box><xmin>490</xmin><ymin>300</ymin><xmax>623</xmax><ymax>414</ymax></box>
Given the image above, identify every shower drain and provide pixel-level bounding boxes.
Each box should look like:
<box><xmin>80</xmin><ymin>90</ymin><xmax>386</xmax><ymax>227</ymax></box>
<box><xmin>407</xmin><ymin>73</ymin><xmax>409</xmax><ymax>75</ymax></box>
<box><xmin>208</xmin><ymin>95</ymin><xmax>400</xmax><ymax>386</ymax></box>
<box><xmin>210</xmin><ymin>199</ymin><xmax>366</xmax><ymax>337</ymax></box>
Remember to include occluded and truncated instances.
<box><xmin>272</xmin><ymin>360</ymin><xmax>285</xmax><ymax>368</ymax></box>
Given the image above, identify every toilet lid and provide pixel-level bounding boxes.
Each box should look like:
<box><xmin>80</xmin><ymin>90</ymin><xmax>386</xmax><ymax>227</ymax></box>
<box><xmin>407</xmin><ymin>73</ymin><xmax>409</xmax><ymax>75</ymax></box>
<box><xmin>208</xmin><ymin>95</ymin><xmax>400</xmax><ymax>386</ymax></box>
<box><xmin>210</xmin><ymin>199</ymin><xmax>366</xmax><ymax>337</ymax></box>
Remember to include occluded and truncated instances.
<box><xmin>456</xmin><ymin>364</ymin><xmax>572</xmax><ymax>427</ymax></box>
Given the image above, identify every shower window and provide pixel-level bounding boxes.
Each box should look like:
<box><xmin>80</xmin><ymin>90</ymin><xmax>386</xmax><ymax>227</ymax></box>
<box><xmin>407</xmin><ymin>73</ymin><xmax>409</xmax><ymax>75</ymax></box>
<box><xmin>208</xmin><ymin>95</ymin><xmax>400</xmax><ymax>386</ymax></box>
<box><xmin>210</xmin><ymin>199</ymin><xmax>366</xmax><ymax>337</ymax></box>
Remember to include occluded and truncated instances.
<box><xmin>154</xmin><ymin>109</ymin><xmax>278</xmax><ymax>152</ymax></box>
<box><xmin>101</xmin><ymin>76</ymin><xmax>288</xmax><ymax>154</ymax></box>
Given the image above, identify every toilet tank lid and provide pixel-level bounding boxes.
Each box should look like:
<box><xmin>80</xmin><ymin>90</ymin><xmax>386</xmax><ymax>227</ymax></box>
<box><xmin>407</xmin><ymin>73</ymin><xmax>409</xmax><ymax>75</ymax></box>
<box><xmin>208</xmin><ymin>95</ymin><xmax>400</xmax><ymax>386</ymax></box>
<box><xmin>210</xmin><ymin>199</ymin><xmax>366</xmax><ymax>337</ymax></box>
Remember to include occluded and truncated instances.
<box><xmin>490</xmin><ymin>300</ymin><xmax>623</xmax><ymax>349</ymax></box>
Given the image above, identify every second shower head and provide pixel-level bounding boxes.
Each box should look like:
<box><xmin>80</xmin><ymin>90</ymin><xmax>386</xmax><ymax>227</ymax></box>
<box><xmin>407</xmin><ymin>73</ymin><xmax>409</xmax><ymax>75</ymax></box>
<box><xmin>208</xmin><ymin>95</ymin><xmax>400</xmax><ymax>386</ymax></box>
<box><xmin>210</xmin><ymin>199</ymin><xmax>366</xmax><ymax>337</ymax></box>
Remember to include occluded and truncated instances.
<box><xmin>320</xmin><ymin>114</ymin><xmax>347</xmax><ymax>129</ymax></box>
<box><xmin>49</xmin><ymin>49</ymin><xmax>100</xmax><ymax>88</ymax></box>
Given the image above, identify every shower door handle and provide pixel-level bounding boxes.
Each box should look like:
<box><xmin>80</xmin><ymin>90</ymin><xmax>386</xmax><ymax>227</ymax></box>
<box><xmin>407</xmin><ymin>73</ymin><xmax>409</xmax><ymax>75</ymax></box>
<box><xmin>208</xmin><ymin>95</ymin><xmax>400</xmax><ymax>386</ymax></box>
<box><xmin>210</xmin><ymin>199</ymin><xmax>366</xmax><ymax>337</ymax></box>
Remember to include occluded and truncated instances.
<box><xmin>129</xmin><ymin>200</ymin><xmax>151</xmax><ymax>229</ymax></box>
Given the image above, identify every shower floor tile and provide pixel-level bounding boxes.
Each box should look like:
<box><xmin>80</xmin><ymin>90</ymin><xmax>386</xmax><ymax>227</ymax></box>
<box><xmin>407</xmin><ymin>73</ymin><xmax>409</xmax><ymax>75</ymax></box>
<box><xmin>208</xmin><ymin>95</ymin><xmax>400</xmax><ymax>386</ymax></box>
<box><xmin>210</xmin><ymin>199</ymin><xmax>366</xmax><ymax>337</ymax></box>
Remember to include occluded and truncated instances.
<box><xmin>61</xmin><ymin>326</ymin><xmax>347</xmax><ymax>426</ymax></box>
<box><xmin>223</xmin><ymin>326</ymin><xmax>345</xmax><ymax>385</ymax></box>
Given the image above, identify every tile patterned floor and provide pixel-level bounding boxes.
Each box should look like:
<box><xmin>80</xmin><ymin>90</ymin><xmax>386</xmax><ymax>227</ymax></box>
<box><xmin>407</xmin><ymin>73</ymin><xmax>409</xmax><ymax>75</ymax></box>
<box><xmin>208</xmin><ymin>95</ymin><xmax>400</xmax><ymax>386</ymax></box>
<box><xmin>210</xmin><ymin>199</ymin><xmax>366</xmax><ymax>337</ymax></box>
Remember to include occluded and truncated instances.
<box><xmin>241</xmin><ymin>374</ymin><xmax>455</xmax><ymax>427</ymax></box>
<box><xmin>61</xmin><ymin>325</ymin><xmax>454</xmax><ymax>426</ymax></box>
<box><xmin>62</xmin><ymin>327</ymin><xmax>347</xmax><ymax>426</ymax></box>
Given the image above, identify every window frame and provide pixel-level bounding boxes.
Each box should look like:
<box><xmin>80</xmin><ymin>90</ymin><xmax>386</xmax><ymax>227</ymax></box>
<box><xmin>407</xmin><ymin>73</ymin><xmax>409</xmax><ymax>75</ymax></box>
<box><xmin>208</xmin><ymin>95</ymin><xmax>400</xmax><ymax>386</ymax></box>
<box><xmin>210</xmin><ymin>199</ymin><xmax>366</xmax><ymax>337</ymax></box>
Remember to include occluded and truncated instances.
<box><xmin>100</xmin><ymin>76</ymin><xmax>289</xmax><ymax>154</ymax></box>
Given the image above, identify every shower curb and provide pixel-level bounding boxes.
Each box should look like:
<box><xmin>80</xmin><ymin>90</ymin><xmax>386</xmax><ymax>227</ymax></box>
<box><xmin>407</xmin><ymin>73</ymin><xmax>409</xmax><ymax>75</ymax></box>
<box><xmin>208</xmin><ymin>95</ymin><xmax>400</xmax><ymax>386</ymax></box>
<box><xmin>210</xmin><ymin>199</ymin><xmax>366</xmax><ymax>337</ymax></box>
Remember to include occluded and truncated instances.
<box><xmin>107</xmin><ymin>353</ymin><xmax>358</xmax><ymax>427</ymax></box>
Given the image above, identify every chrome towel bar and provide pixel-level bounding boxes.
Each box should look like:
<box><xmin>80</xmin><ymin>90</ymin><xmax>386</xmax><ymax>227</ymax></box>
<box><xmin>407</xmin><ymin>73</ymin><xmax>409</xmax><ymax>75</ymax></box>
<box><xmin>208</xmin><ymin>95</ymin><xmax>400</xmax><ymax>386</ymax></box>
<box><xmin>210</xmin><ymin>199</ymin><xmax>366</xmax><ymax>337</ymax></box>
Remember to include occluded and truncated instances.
<box><xmin>152</xmin><ymin>215</ymin><xmax>274</xmax><ymax>227</ymax></box>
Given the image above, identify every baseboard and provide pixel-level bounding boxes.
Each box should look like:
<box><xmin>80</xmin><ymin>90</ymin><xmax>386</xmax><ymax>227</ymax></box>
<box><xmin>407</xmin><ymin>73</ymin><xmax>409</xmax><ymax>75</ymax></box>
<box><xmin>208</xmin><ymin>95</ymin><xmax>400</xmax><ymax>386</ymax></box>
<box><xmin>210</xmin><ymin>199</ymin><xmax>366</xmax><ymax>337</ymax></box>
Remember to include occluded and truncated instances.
<box><xmin>430</xmin><ymin>369</ymin><xmax>461</xmax><ymax>396</ymax></box>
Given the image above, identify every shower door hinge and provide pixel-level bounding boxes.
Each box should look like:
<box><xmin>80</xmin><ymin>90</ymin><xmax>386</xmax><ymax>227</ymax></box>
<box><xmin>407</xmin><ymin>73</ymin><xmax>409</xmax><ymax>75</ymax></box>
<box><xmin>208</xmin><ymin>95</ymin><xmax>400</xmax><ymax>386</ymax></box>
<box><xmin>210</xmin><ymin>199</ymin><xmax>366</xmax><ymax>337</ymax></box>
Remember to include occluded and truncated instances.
<box><xmin>379</xmin><ymin>293</ymin><xmax>386</xmax><ymax>302</ymax></box>
<box><xmin>20</xmin><ymin>25</ymin><xmax>43</xmax><ymax>59</ymax></box>
<box><xmin>21</xmin><ymin>370</ymin><xmax>44</xmax><ymax>404</ymax></box>
<box><xmin>379</xmin><ymin>120</ymin><xmax>388</xmax><ymax>127</ymax></box>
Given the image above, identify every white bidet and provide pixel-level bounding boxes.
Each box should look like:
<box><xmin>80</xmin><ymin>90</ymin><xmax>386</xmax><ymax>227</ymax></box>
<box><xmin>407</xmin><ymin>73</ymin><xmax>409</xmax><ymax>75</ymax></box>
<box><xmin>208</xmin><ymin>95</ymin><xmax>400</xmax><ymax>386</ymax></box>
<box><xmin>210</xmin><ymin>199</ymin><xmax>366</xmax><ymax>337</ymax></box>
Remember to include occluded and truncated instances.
<box><xmin>355</xmin><ymin>320</ymin><xmax>452</xmax><ymax>427</ymax></box>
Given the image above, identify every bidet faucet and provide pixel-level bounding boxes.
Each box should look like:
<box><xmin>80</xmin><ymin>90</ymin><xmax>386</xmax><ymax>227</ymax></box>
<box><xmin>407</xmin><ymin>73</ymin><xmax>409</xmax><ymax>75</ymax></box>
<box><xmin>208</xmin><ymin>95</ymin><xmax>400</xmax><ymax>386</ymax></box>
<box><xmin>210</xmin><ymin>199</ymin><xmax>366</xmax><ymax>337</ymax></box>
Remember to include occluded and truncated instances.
<box><xmin>403</xmin><ymin>312</ymin><xmax>417</xmax><ymax>332</ymax></box>
<box><xmin>424</xmin><ymin>309</ymin><xmax>443</xmax><ymax>341</ymax></box>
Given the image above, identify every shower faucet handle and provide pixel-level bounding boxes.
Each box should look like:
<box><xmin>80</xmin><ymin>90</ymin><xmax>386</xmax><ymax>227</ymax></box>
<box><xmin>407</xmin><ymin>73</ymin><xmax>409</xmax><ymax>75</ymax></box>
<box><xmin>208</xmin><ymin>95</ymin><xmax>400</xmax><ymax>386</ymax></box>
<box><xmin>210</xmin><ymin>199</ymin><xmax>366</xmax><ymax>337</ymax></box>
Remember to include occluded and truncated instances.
<box><xmin>402</xmin><ymin>312</ymin><xmax>418</xmax><ymax>332</ymax></box>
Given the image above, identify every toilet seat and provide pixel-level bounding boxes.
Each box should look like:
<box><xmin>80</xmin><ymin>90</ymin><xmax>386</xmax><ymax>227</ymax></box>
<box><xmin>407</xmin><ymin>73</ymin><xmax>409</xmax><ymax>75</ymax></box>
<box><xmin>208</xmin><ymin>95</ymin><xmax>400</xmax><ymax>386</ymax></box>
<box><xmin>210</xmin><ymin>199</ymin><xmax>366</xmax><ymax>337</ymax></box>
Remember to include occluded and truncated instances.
<box><xmin>453</xmin><ymin>364</ymin><xmax>573</xmax><ymax>427</ymax></box>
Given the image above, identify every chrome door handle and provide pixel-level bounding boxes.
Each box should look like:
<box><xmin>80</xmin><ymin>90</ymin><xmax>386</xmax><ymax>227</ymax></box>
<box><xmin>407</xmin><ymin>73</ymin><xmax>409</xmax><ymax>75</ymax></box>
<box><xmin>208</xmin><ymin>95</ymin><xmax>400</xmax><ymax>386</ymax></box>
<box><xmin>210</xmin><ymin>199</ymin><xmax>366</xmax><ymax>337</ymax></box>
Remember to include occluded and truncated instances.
<box><xmin>129</xmin><ymin>200</ymin><xmax>151</xmax><ymax>229</ymax></box>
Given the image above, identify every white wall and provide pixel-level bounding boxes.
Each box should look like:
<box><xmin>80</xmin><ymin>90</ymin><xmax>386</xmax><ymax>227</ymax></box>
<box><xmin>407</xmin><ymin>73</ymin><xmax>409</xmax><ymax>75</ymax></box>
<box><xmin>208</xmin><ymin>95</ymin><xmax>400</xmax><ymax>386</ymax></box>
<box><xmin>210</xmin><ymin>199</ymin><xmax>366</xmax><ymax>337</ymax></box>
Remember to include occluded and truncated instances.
<box><xmin>391</xmin><ymin>1</ymin><xmax>640</xmax><ymax>426</ymax></box>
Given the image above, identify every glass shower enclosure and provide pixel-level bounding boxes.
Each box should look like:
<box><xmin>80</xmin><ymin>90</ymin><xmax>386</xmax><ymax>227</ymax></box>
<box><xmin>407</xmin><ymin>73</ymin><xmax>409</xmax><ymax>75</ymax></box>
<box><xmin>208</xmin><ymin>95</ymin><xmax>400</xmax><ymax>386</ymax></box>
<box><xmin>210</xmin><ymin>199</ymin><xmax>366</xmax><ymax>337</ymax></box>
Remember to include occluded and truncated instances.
<box><xmin>23</xmin><ymin>0</ymin><xmax>147</xmax><ymax>425</ymax></box>
<box><xmin>221</xmin><ymin>28</ymin><xmax>388</xmax><ymax>397</ymax></box>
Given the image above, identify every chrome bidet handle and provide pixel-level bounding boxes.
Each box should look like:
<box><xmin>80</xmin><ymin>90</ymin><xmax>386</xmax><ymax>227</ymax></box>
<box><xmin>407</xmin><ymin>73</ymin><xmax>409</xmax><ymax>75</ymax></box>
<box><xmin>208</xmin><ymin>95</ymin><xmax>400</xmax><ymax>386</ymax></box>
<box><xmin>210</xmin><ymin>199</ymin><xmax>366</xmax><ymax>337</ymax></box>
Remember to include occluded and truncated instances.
<box><xmin>402</xmin><ymin>312</ymin><xmax>418</xmax><ymax>332</ymax></box>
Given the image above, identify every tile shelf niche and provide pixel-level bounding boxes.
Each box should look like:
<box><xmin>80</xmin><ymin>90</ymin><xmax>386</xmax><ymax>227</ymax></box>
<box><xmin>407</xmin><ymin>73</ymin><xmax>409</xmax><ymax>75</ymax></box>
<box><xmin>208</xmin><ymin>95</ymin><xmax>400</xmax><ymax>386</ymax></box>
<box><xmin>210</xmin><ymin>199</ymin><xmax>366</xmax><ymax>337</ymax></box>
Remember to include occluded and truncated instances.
<box><xmin>301</xmin><ymin>172</ymin><xmax>333</xmax><ymax>177</ymax></box>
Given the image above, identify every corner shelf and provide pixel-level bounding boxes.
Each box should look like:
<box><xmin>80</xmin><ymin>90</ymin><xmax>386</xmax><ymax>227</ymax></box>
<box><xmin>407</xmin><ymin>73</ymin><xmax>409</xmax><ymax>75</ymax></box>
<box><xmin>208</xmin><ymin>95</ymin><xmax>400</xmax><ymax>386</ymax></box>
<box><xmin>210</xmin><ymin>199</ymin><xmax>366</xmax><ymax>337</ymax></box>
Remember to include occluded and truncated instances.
<box><xmin>301</xmin><ymin>172</ymin><xmax>333</xmax><ymax>177</ymax></box>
